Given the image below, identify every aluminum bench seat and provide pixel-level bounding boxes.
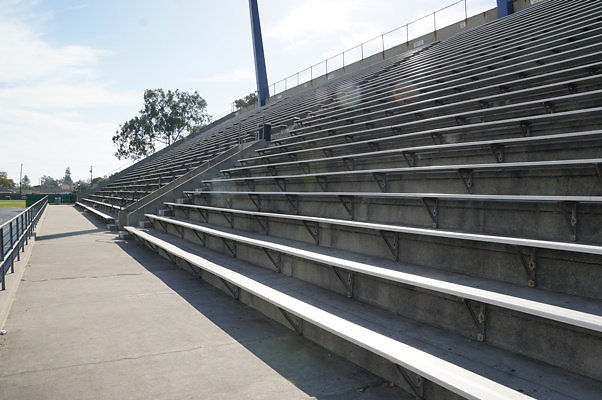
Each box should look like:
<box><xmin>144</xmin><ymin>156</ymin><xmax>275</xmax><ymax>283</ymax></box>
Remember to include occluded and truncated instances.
<box><xmin>75</xmin><ymin>202</ymin><xmax>116</xmax><ymax>223</ymax></box>
<box><xmin>204</xmin><ymin>158</ymin><xmax>602</xmax><ymax>193</ymax></box>
<box><xmin>303</xmin><ymin>26</ymin><xmax>602</xmax><ymax>129</ymax></box>
<box><xmin>156</xmin><ymin>206</ymin><xmax>602</xmax><ymax>256</ymax></box>
<box><xmin>290</xmin><ymin>72</ymin><xmax>602</xmax><ymax>138</ymax></box>
<box><xmin>225</xmin><ymin>130</ymin><xmax>602</xmax><ymax>175</ymax></box>
<box><xmin>310</xmin><ymin>13</ymin><xmax>602</xmax><ymax>124</ymax></box>
<box><xmin>272</xmin><ymin>89</ymin><xmax>602</xmax><ymax>149</ymax></box>
<box><xmin>251</xmin><ymin>107</ymin><xmax>602</xmax><ymax>162</ymax></box>
<box><xmin>82</xmin><ymin>198</ymin><xmax>123</xmax><ymax>211</ymax></box>
<box><xmin>183</xmin><ymin>190</ymin><xmax>602</xmax><ymax>205</ymax></box>
<box><xmin>125</xmin><ymin>225</ymin><xmax>558</xmax><ymax>400</ymax></box>
<box><xmin>296</xmin><ymin>56</ymin><xmax>602</xmax><ymax>134</ymax></box>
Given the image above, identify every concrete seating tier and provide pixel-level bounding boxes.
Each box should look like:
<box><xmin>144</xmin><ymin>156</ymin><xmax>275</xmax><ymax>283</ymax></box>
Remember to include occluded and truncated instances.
<box><xmin>123</xmin><ymin>1</ymin><xmax>602</xmax><ymax>398</ymax></box>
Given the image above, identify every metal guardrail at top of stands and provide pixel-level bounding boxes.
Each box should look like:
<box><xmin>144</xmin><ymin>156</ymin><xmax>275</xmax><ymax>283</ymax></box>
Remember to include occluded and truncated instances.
<box><xmin>0</xmin><ymin>196</ymin><xmax>48</xmax><ymax>291</ymax></box>
<box><xmin>268</xmin><ymin>0</ymin><xmax>495</xmax><ymax>97</ymax></box>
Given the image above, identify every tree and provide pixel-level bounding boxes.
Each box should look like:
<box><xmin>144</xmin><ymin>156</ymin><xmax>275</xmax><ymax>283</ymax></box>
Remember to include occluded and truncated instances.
<box><xmin>112</xmin><ymin>89</ymin><xmax>211</xmax><ymax>160</ymax></box>
<box><xmin>234</xmin><ymin>92</ymin><xmax>258</xmax><ymax>110</ymax></box>
<box><xmin>0</xmin><ymin>171</ymin><xmax>15</xmax><ymax>189</ymax></box>
<box><xmin>40</xmin><ymin>176</ymin><xmax>59</xmax><ymax>191</ymax></box>
<box><xmin>21</xmin><ymin>175</ymin><xmax>31</xmax><ymax>189</ymax></box>
<box><xmin>62</xmin><ymin>167</ymin><xmax>73</xmax><ymax>186</ymax></box>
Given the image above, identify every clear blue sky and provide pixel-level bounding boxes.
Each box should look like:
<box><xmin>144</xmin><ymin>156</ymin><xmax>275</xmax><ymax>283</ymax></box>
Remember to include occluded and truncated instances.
<box><xmin>0</xmin><ymin>0</ymin><xmax>495</xmax><ymax>185</ymax></box>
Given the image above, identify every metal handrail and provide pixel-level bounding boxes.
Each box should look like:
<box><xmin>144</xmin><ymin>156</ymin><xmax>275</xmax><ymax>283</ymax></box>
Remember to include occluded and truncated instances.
<box><xmin>0</xmin><ymin>196</ymin><xmax>48</xmax><ymax>290</ymax></box>
<box><xmin>267</xmin><ymin>0</ymin><xmax>487</xmax><ymax>97</ymax></box>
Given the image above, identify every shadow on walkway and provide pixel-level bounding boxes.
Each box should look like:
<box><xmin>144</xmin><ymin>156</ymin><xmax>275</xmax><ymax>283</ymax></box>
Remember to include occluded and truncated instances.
<box><xmin>113</xmin><ymin>237</ymin><xmax>405</xmax><ymax>400</ymax></box>
<box><xmin>37</xmin><ymin>229</ymin><xmax>100</xmax><ymax>241</ymax></box>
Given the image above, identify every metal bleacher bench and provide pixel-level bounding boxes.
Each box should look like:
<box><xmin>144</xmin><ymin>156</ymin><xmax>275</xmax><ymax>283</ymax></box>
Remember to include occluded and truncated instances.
<box><xmin>150</xmin><ymin>208</ymin><xmax>602</xmax><ymax>332</ymax></box>
<box><xmin>205</xmin><ymin>158</ymin><xmax>602</xmax><ymax>194</ymax></box>
<box><xmin>225</xmin><ymin>130</ymin><xmax>602</xmax><ymax>174</ymax></box>
<box><xmin>75</xmin><ymin>202</ymin><xmax>116</xmax><ymax>223</ymax></box>
<box><xmin>125</xmin><ymin>224</ymin><xmax>537</xmax><ymax>400</ymax></box>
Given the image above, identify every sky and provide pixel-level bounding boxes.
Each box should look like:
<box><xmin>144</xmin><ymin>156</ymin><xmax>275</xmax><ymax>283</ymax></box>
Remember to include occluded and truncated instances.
<box><xmin>0</xmin><ymin>0</ymin><xmax>496</xmax><ymax>185</ymax></box>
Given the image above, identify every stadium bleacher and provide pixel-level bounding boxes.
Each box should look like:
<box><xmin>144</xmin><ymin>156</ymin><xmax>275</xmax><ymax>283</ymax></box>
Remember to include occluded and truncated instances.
<box><xmin>84</xmin><ymin>0</ymin><xmax>602</xmax><ymax>398</ymax></box>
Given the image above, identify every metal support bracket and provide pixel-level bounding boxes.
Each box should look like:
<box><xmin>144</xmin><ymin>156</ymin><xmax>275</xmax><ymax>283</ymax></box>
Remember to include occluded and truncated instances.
<box><xmin>285</xmin><ymin>194</ymin><xmax>299</xmax><ymax>214</ymax></box>
<box><xmin>248</xmin><ymin>193</ymin><xmax>262</xmax><ymax>211</ymax></box>
<box><xmin>513</xmin><ymin>246</ymin><xmax>537</xmax><ymax>287</ymax></box>
<box><xmin>367</xmin><ymin>141</ymin><xmax>380</xmax><ymax>151</ymax></box>
<box><xmin>198</xmin><ymin>208</ymin><xmax>209</xmax><ymax>223</ymax></box>
<box><xmin>332</xmin><ymin>267</ymin><xmax>354</xmax><ymax>298</ymax></box>
<box><xmin>221</xmin><ymin>237</ymin><xmax>237</xmax><ymax>257</ymax></box>
<box><xmin>300</xmin><ymin>163</ymin><xmax>311</xmax><ymax>174</ymax></box>
<box><xmin>220</xmin><ymin>211</ymin><xmax>235</xmax><ymax>228</ymax></box>
<box><xmin>245</xmin><ymin>179</ymin><xmax>256</xmax><ymax>191</ymax></box>
<box><xmin>157</xmin><ymin>219</ymin><xmax>168</xmax><ymax>232</ymax></box>
<box><xmin>491</xmin><ymin>144</ymin><xmax>505</xmax><ymax>163</ymax></box>
<box><xmin>323</xmin><ymin>148</ymin><xmax>334</xmax><ymax>158</ymax></box>
<box><xmin>316</xmin><ymin>176</ymin><xmax>329</xmax><ymax>192</ymax></box>
<box><xmin>567</xmin><ymin>83</ymin><xmax>578</xmax><ymax>94</ymax></box>
<box><xmin>174</xmin><ymin>225</ymin><xmax>185</xmax><ymax>238</ymax></box>
<box><xmin>267</xmin><ymin>165</ymin><xmax>278</xmax><ymax>176</ymax></box>
<box><xmin>225</xmin><ymin>197</ymin><xmax>233</xmax><ymax>209</ymax></box>
<box><xmin>421</xmin><ymin>198</ymin><xmax>439</xmax><ymax>228</ymax></box>
<box><xmin>455</xmin><ymin>115</ymin><xmax>467</xmax><ymax>125</ymax></box>
<box><xmin>338</xmin><ymin>195</ymin><xmax>355</xmax><ymax>219</ymax></box>
<box><xmin>220</xmin><ymin>278</ymin><xmax>240</xmax><ymax>299</ymax></box>
<box><xmin>254</xmin><ymin>215</ymin><xmax>270</xmax><ymax>235</ymax></box>
<box><xmin>193</xmin><ymin>230</ymin><xmax>206</xmax><ymax>246</ymax></box>
<box><xmin>342</xmin><ymin>157</ymin><xmax>355</xmax><ymax>171</ymax></box>
<box><xmin>595</xmin><ymin>163</ymin><xmax>602</xmax><ymax>184</ymax></box>
<box><xmin>557</xmin><ymin>201</ymin><xmax>578</xmax><ymax>241</ymax></box>
<box><xmin>429</xmin><ymin>132</ymin><xmax>443</xmax><ymax>145</ymax></box>
<box><xmin>543</xmin><ymin>101</ymin><xmax>556</xmax><ymax>114</ymax></box>
<box><xmin>457</xmin><ymin>169</ymin><xmax>474</xmax><ymax>193</ymax></box>
<box><xmin>303</xmin><ymin>221</ymin><xmax>320</xmax><ymax>245</ymax></box>
<box><xmin>520</xmin><ymin>120</ymin><xmax>532</xmax><ymax>136</ymax></box>
<box><xmin>274</xmin><ymin>178</ymin><xmax>286</xmax><ymax>192</ymax></box>
<box><xmin>380</xmin><ymin>230</ymin><xmax>399</xmax><ymax>260</ymax></box>
<box><xmin>263</xmin><ymin>248</ymin><xmax>282</xmax><ymax>272</ymax></box>
<box><xmin>278</xmin><ymin>308</ymin><xmax>303</xmax><ymax>335</ymax></box>
<box><xmin>462</xmin><ymin>299</ymin><xmax>487</xmax><ymax>342</ymax></box>
<box><xmin>402</xmin><ymin>151</ymin><xmax>417</xmax><ymax>167</ymax></box>
<box><xmin>372</xmin><ymin>172</ymin><xmax>388</xmax><ymax>192</ymax></box>
<box><xmin>395</xmin><ymin>365</ymin><xmax>424</xmax><ymax>399</ymax></box>
<box><xmin>157</xmin><ymin>247</ymin><xmax>176</xmax><ymax>263</ymax></box>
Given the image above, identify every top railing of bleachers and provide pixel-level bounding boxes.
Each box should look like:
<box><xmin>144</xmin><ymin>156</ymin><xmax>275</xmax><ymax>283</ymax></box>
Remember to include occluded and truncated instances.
<box><xmin>267</xmin><ymin>0</ymin><xmax>500</xmax><ymax>97</ymax></box>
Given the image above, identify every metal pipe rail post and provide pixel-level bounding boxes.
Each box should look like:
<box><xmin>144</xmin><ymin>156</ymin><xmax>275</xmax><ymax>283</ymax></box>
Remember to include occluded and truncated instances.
<box><xmin>0</xmin><ymin>196</ymin><xmax>48</xmax><ymax>290</ymax></box>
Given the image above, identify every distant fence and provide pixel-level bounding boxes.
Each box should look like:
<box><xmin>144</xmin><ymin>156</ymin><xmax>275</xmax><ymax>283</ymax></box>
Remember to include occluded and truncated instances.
<box><xmin>26</xmin><ymin>193</ymin><xmax>76</xmax><ymax>207</ymax></box>
<box><xmin>1</xmin><ymin>196</ymin><xmax>47</xmax><ymax>290</ymax></box>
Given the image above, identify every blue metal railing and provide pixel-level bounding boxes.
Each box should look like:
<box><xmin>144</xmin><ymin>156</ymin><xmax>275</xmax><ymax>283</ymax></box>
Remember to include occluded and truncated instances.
<box><xmin>0</xmin><ymin>196</ymin><xmax>48</xmax><ymax>290</ymax></box>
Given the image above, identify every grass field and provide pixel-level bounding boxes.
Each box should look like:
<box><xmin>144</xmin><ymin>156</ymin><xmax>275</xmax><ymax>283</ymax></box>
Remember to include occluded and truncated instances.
<box><xmin>0</xmin><ymin>200</ymin><xmax>26</xmax><ymax>208</ymax></box>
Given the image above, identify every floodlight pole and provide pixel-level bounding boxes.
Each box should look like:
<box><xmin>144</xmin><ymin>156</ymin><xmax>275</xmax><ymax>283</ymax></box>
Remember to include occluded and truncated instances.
<box><xmin>497</xmin><ymin>0</ymin><xmax>514</xmax><ymax>18</ymax></box>
<box><xmin>248</xmin><ymin>0</ymin><xmax>269</xmax><ymax>106</ymax></box>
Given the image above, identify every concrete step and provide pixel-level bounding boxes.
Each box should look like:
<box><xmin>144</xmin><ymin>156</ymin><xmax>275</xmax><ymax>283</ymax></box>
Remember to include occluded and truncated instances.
<box><xmin>127</xmin><ymin>226</ymin><xmax>602</xmax><ymax>400</ymax></box>
<box><xmin>144</xmin><ymin>214</ymin><xmax>602</xmax><ymax>378</ymax></box>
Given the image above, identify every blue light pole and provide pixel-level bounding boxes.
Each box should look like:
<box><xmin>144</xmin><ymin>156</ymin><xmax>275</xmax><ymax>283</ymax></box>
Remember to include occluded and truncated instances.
<box><xmin>497</xmin><ymin>0</ymin><xmax>514</xmax><ymax>18</ymax></box>
<box><xmin>248</xmin><ymin>0</ymin><xmax>269</xmax><ymax>106</ymax></box>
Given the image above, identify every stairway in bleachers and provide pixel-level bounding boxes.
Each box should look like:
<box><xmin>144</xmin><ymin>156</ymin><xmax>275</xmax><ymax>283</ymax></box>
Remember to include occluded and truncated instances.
<box><xmin>123</xmin><ymin>1</ymin><xmax>602</xmax><ymax>398</ymax></box>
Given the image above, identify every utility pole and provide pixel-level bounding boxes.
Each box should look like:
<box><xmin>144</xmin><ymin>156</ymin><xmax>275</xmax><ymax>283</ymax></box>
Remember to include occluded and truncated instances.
<box><xmin>19</xmin><ymin>163</ymin><xmax>23</xmax><ymax>198</ymax></box>
<box><xmin>248</xmin><ymin>0</ymin><xmax>269</xmax><ymax>106</ymax></box>
<box><xmin>89</xmin><ymin>166</ymin><xmax>93</xmax><ymax>184</ymax></box>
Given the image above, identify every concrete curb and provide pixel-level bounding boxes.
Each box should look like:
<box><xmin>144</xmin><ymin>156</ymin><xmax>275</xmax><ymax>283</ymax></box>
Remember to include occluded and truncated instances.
<box><xmin>0</xmin><ymin>208</ymin><xmax>48</xmax><ymax>331</ymax></box>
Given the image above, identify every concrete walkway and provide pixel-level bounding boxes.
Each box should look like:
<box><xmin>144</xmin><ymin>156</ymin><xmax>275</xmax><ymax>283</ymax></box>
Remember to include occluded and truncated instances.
<box><xmin>0</xmin><ymin>206</ymin><xmax>405</xmax><ymax>400</ymax></box>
